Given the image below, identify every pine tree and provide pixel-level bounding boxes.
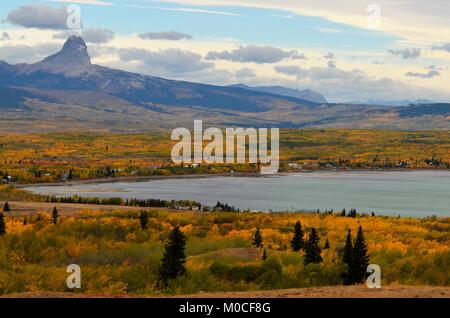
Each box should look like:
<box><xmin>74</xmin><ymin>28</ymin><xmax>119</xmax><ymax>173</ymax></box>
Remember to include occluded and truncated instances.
<box><xmin>252</xmin><ymin>228</ymin><xmax>263</xmax><ymax>248</ymax></box>
<box><xmin>52</xmin><ymin>207</ymin><xmax>59</xmax><ymax>225</ymax></box>
<box><xmin>290</xmin><ymin>220</ymin><xmax>305</xmax><ymax>251</ymax></box>
<box><xmin>343</xmin><ymin>230</ymin><xmax>353</xmax><ymax>265</ymax></box>
<box><xmin>262</xmin><ymin>249</ymin><xmax>267</xmax><ymax>261</ymax></box>
<box><xmin>324</xmin><ymin>238</ymin><xmax>330</xmax><ymax>249</ymax></box>
<box><xmin>0</xmin><ymin>212</ymin><xmax>5</xmax><ymax>235</ymax></box>
<box><xmin>3</xmin><ymin>201</ymin><xmax>10</xmax><ymax>212</ymax></box>
<box><xmin>139</xmin><ymin>211</ymin><xmax>149</xmax><ymax>229</ymax></box>
<box><xmin>353</xmin><ymin>226</ymin><xmax>370</xmax><ymax>283</ymax></box>
<box><xmin>158</xmin><ymin>226</ymin><xmax>187</xmax><ymax>287</ymax></box>
<box><xmin>342</xmin><ymin>230</ymin><xmax>354</xmax><ymax>285</ymax></box>
<box><xmin>303</xmin><ymin>228</ymin><xmax>322</xmax><ymax>265</ymax></box>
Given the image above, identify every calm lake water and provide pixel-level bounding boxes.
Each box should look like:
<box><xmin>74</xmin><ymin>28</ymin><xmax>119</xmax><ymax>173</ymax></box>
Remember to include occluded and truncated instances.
<box><xmin>24</xmin><ymin>171</ymin><xmax>450</xmax><ymax>217</ymax></box>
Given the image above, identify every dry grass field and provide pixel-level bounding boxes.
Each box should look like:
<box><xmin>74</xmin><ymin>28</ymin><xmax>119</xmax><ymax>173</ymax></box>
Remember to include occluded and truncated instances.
<box><xmin>4</xmin><ymin>285</ymin><xmax>450</xmax><ymax>298</ymax></box>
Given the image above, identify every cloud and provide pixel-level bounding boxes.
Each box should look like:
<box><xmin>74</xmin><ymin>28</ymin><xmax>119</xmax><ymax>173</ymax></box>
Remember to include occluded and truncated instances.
<box><xmin>426</xmin><ymin>65</ymin><xmax>442</xmax><ymax>71</ymax></box>
<box><xmin>388</xmin><ymin>48</ymin><xmax>421</xmax><ymax>59</ymax></box>
<box><xmin>117</xmin><ymin>48</ymin><xmax>213</xmax><ymax>74</ymax></box>
<box><xmin>274</xmin><ymin>65</ymin><xmax>306</xmax><ymax>77</ymax></box>
<box><xmin>53</xmin><ymin>28</ymin><xmax>115</xmax><ymax>43</ymax></box>
<box><xmin>125</xmin><ymin>4</ymin><xmax>241</xmax><ymax>17</ymax></box>
<box><xmin>235</xmin><ymin>67</ymin><xmax>256</xmax><ymax>79</ymax></box>
<box><xmin>327</xmin><ymin>60</ymin><xmax>336</xmax><ymax>68</ymax></box>
<box><xmin>270</xmin><ymin>62</ymin><xmax>447</xmax><ymax>101</ymax></box>
<box><xmin>47</xmin><ymin>0</ymin><xmax>113</xmax><ymax>6</ymax></box>
<box><xmin>53</xmin><ymin>30</ymin><xmax>77</xmax><ymax>39</ymax></box>
<box><xmin>156</xmin><ymin>0</ymin><xmax>450</xmax><ymax>44</ymax></box>
<box><xmin>0</xmin><ymin>43</ymin><xmax>61</xmax><ymax>64</ymax></box>
<box><xmin>138</xmin><ymin>31</ymin><xmax>193</xmax><ymax>41</ymax></box>
<box><xmin>291</xmin><ymin>52</ymin><xmax>307</xmax><ymax>60</ymax></box>
<box><xmin>206</xmin><ymin>45</ymin><xmax>298</xmax><ymax>63</ymax></box>
<box><xmin>80</xmin><ymin>28</ymin><xmax>114</xmax><ymax>43</ymax></box>
<box><xmin>0</xmin><ymin>32</ymin><xmax>10</xmax><ymax>41</ymax></box>
<box><xmin>433</xmin><ymin>43</ymin><xmax>450</xmax><ymax>53</ymax></box>
<box><xmin>270</xmin><ymin>13</ymin><xmax>294</xmax><ymax>19</ymax></box>
<box><xmin>405</xmin><ymin>70</ymin><xmax>441</xmax><ymax>78</ymax></box>
<box><xmin>6</xmin><ymin>4</ymin><xmax>70</xmax><ymax>30</ymax></box>
<box><xmin>323</xmin><ymin>52</ymin><xmax>335</xmax><ymax>59</ymax></box>
<box><xmin>316</xmin><ymin>27</ymin><xmax>341</xmax><ymax>33</ymax></box>
<box><xmin>158</xmin><ymin>7</ymin><xmax>241</xmax><ymax>16</ymax></box>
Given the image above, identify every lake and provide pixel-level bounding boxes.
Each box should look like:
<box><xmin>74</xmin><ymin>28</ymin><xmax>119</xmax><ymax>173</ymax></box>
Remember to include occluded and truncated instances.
<box><xmin>24</xmin><ymin>171</ymin><xmax>450</xmax><ymax>217</ymax></box>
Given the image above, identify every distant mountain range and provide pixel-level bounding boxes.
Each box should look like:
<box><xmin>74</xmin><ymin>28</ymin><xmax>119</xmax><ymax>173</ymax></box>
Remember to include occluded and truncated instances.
<box><xmin>356</xmin><ymin>99</ymin><xmax>436</xmax><ymax>107</ymax></box>
<box><xmin>0</xmin><ymin>36</ymin><xmax>448</xmax><ymax>132</ymax></box>
<box><xmin>228</xmin><ymin>84</ymin><xmax>327</xmax><ymax>104</ymax></box>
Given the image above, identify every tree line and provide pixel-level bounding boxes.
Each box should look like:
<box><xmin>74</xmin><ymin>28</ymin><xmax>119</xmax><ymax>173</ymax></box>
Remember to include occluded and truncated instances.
<box><xmin>46</xmin><ymin>196</ymin><xmax>201</xmax><ymax>209</ymax></box>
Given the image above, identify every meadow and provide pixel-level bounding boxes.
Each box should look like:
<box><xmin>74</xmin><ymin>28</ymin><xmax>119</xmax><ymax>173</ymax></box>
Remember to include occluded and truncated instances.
<box><xmin>0</xmin><ymin>129</ymin><xmax>449</xmax><ymax>183</ymax></box>
<box><xmin>0</xmin><ymin>202</ymin><xmax>449</xmax><ymax>296</ymax></box>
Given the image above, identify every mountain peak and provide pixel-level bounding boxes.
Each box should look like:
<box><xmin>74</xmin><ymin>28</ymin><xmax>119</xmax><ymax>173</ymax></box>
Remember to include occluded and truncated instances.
<box><xmin>47</xmin><ymin>36</ymin><xmax>90</xmax><ymax>66</ymax></box>
<box><xmin>32</xmin><ymin>36</ymin><xmax>92</xmax><ymax>74</ymax></box>
<box><xmin>62</xmin><ymin>36</ymin><xmax>89</xmax><ymax>55</ymax></box>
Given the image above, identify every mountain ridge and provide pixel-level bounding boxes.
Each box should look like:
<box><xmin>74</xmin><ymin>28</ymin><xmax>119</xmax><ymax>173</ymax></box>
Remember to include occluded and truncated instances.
<box><xmin>0</xmin><ymin>36</ymin><xmax>449</xmax><ymax>132</ymax></box>
<box><xmin>0</xmin><ymin>36</ymin><xmax>320</xmax><ymax>113</ymax></box>
<box><xmin>229</xmin><ymin>84</ymin><xmax>327</xmax><ymax>104</ymax></box>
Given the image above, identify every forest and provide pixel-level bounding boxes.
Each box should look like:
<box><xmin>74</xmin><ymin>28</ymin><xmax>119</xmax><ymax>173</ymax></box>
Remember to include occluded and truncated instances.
<box><xmin>0</xmin><ymin>201</ymin><xmax>449</xmax><ymax>296</ymax></box>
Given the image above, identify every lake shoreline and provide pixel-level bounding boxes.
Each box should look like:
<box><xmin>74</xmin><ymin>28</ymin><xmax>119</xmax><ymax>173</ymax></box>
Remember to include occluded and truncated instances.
<box><xmin>15</xmin><ymin>168</ymin><xmax>450</xmax><ymax>188</ymax></box>
<box><xmin>20</xmin><ymin>170</ymin><xmax>450</xmax><ymax>217</ymax></box>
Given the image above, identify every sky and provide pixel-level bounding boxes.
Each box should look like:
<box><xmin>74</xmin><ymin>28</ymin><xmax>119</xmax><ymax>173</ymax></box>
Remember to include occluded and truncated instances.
<box><xmin>1</xmin><ymin>0</ymin><xmax>450</xmax><ymax>102</ymax></box>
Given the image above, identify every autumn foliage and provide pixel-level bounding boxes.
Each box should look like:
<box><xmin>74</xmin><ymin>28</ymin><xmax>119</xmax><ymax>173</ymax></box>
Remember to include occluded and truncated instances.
<box><xmin>0</xmin><ymin>130</ymin><xmax>449</xmax><ymax>183</ymax></box>
<box><xmin>0</xmin><ymin>208</ymin><xmax>449</xmax><ymax>295</ymax></box>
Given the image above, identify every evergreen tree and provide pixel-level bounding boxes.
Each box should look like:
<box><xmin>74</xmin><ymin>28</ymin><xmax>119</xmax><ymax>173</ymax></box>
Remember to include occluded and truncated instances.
<box><xmin>158</xmin><ymin>226</ymin><xmax>187</xmax><ymax>287</ymax></box>
<box><xmin>0</xmin><ymin>212</ymin><xmax>5</xmax><ymax>235</ymax></box>
<box><xmin>262</xmin><ymin>249</ymin><xmax>267</xmax><ymax>261</ymax></box>
<box><xmin>352</xmin><ymin>226</ymin><xmax>370</xmax><ymax>283</ymax></box>
<box><xmin>52</xmin><ymin>207</ymin><xmax>59</xmax><ymax>225</ymax></box>
<box><xmin>3</xmin><ymin>201</ymin><xmax>10</xmax><ymax>212</ymax></box>
<box><xmin>324</xmin><ymin>238</ymin><xmax>330</xmax><ymax>249</ymax></box>
<box><xmin>252</xmin><ymin>228</ymin><xmax>263</xmax><ymax>248</ymax></box>
<box><xmin>290</xmin><ymin>220</ymin><xmax>305</xmax><ymax>251</ymax></box>
<box><xmin>139</xmin><ymin>211</ymin><xmax>149</xmax><ymax>229</ymax></box>
<box><xmin>343</xmin><ymin>230</ymin><xmax>353</xmax><ymax>265</ymax></box>
<box><xmin>303</xmin><ymin>228</ymin><xmax>322</xmax><ymax>265</ymax></box>
<box><xmin>342</xmin><ymin>230</ymin><xmax>354</xmax><ymax>285</ymax></box>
